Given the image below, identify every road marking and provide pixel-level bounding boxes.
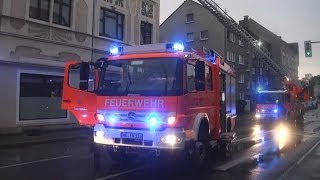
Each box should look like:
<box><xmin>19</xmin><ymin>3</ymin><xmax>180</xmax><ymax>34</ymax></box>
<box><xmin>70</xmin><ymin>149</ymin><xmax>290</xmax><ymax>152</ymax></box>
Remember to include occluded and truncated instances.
<box><xmin>0</xmin><ymin>155</ymin><xmax>72</xmax><ymax>169</ymax></box>
<box><xmin>95</xmin><ymin>166</ymin><xmax>145</xmax><ymax>180</ymax></box>
<box><xmin>215</xmin><ymin>154</ymin><xmax>260</xmax><ymax>171</ymax></box>
<box><xmin>281</xmin><ymin>139</ymin><xmax>320</xmax><ymax>179</ymax></box>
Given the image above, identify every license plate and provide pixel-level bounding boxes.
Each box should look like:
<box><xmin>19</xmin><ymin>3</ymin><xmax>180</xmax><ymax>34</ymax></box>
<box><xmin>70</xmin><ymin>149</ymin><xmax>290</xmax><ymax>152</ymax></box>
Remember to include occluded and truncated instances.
<box><xmin>121</xmin><ymin>132</ymin><xmax>143</xmax><ymax>140</ymax></box>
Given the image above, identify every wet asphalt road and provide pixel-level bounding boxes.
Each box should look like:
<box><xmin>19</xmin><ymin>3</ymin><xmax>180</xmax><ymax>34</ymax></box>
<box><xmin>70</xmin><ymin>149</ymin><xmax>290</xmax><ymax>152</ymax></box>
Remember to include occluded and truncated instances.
<box><xmin>0</xmin><ymin>110</ymin><xmax>320</xmax><ymax>180</ymax></box>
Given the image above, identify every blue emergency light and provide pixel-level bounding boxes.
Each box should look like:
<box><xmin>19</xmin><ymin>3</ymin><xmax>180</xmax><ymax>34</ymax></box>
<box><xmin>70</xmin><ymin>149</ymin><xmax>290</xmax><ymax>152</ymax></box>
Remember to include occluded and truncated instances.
<box><xmin>172</xmin><ymin>42</ymin><xmax>184</xmax><ymax>51</ymax></box>
<box><xmin>147</xmin><ymin>113</ymin><xmax>161</xmax><ymax>129</ymax></box>
<box><xmin>110</xmin><ymin>42</ymin><xmax>185</xmax><ymax>56</ymax></box>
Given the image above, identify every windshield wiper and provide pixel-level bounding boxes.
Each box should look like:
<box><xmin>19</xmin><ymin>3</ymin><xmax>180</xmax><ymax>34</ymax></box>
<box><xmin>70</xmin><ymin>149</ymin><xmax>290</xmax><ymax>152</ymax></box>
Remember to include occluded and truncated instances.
<box><xmin>161</xmin><ymin>63</ymin><xmax>168</xmax><ymax>95</ymax></box>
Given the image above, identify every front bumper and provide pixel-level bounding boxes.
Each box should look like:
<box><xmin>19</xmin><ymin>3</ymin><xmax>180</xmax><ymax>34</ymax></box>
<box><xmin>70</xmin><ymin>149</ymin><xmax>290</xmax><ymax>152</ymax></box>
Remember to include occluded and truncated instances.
<box><xmin>93</xmin><ymin>124</ymin><xmax>186</xmax><ymax>150</ymax></box>
<box><xmin>255</xmin><ymin>113</ymin><xmax>279</xmax><ymax>120</ymax></box>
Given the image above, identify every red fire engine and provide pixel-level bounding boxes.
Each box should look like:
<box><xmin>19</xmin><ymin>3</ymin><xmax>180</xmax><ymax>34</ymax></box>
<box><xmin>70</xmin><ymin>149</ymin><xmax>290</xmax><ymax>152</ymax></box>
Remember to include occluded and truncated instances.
<box><xmin>62</xmin><ymin>42</ymin><xmax>237</xmax><ymax>168</ymax></box>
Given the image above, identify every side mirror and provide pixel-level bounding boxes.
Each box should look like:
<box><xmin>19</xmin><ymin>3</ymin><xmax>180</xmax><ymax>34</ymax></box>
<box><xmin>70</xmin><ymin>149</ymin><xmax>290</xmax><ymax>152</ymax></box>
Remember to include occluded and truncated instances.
<box><xmin>195</xmin><ymin>61</ymin><xmax>205</xmax><ymax>91</ymax></box>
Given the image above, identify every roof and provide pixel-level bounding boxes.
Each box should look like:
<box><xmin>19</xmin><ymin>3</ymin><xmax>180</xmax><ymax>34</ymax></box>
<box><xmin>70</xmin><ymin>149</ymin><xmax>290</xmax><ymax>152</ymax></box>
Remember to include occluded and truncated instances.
<box><xmin>160</xmin><ymin>0</ymin><xmax>208</xmax><ymax>27</ymax></box>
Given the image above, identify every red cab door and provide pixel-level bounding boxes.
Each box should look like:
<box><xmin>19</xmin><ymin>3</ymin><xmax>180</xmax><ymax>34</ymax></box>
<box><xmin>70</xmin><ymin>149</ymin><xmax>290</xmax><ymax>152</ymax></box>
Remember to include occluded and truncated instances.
<box><xmin>62</xmin><ymin>61</ymin><xmax>97</xmax><ymax>126</ymax></box>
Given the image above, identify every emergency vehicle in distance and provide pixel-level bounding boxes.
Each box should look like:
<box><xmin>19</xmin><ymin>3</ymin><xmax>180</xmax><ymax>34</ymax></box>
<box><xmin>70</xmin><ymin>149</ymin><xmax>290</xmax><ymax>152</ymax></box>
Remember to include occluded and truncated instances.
<box><xmin>255</xmin><ymin>90</ymin><xmax>287</xmax><ymax>120</ymax></box>
<box><xmin>61</xmin><ymin>42</ymin><xmax>237</xmax><ymax>168</ymax></box>
<box><xmin>255</xmin><ymin>81</ymin><xmax>308</xmax><ymax>150</ymax></box>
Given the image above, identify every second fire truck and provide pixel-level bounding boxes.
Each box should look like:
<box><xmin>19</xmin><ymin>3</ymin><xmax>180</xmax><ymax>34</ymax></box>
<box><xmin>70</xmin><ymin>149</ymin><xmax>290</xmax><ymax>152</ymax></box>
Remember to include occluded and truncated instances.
<box><xmin>61</xmin><ymin>42</ymin><xmax>237</xmax><ymax>168</ymax></box>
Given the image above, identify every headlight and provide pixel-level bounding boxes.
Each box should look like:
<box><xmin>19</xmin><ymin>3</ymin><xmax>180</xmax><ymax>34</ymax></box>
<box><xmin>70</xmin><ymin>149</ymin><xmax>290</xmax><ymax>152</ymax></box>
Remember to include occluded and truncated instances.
<box><xmin>95</xmin><ymin>131</ymin><xmax>104</xmax><ymax>138</ymax></box>
<box><xmin>167</xmin><ymin>116</ymin><xmax>176</xmax><ymax>125</ymax></box>
<box><xmin>255</xmin><ymin>113</ymin><xmax>261</xmax><ymax>119</ymax></box>
<box><xmin>161</xmin><ymin>134</ymin><xmax>181</xmax><ymax>145</ymax></box>
<box><xmin>96</xmin><ymin>113</ymin><xmax>105</xmax><ymax>122</ymax></box>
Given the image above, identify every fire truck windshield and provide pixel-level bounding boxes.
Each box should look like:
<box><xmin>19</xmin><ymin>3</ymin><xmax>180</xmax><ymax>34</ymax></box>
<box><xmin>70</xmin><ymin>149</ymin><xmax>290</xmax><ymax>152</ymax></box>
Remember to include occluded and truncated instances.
<box><xmin>98</xmin><ymin>58</ymin><xmax>182</xmax><ymax>96</ymax></box>
<box><xmin>257</xmin><ymin>93</ymin><xmax>285</xmax><ymax>104</ymax></box>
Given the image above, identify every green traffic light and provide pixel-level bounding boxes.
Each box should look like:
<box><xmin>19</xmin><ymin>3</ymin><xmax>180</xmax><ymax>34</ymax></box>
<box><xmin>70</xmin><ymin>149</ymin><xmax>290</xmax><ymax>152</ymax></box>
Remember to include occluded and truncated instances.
<box><xmin>304</xmin><ymin>41</ymin><xmax>312</xmax><ymax>57</ymax></box>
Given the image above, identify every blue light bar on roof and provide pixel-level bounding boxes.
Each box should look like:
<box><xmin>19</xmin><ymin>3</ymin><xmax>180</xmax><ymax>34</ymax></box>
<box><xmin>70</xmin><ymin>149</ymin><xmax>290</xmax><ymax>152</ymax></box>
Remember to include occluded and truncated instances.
<box><xmin>110</xmin><ymin>46</ymin><xmax>123</xmax><ymax>55</ymax></box>
<box><xmin>109</xmin><ymin>42</ymin><xmax>185</xmax><ymax>55</ymax></box>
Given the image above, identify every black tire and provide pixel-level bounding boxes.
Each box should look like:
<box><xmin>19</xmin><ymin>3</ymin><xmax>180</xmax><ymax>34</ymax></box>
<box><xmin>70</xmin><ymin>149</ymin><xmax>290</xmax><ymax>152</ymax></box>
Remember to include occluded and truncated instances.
<box><xmin>93</xmin><ymin>145</ymin><xmax>110</xmax><ymax>173</ymax></box>
<box><xmin>227</xmin><ymin>118</ymin><xmax>232</xmax><ymax>132</ymax></box>
<box><xmin>188</xmin><ymin>120</ymin><xmax>210</xmax><ymax>171</ymax></box>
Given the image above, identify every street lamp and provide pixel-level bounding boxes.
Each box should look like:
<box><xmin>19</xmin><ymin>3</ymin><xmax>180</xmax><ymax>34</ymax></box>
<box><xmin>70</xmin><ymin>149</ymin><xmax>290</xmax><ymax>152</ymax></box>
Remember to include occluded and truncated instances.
<box><xmin>257</xmin><ymin>41</ymin><xmax>262</xmax><ymax>46</ymax></box>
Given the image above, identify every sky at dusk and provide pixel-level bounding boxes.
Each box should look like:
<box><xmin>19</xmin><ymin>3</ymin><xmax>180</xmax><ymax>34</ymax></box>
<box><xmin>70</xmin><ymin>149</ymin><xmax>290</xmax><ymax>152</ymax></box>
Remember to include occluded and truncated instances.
<box><xmin>160</xmin><ymin>0</ymin><xmax>320</xmax><ymax>79</ymax></box>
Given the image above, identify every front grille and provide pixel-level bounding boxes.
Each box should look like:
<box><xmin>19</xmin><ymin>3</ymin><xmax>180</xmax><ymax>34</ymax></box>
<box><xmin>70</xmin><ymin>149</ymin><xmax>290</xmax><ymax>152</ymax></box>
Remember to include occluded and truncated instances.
<box><xmin>122</xmin><ymin>139</ymin><xmax>143</xmax><ymax>145</ymax></box>
<box><xmin>97</xmin><ymin>110</ymin><xmax>173</xmax><ymax>124</ymax></box>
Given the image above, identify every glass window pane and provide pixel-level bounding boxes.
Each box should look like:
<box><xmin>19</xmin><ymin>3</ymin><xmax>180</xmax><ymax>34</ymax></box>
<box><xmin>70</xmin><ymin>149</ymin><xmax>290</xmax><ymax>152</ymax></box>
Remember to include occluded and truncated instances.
<box><xmin>40</xmin><ymin>0</ymin><xmax>50</xmax><ymax>21</ymax></box>
<box><xmin>187</xmin><ymin>64</ymin><xmax>196</xmax><ymax>92</ymax></box>
<box><xmin>117</xmin><ymin>25</ymin><xmax>123</xmax><ymax>40</ymax></box>
<box><xmin>99</xmin><ymin>20</ymin><xmax>103</xmax><ymax>34</ymax></box>
<box><xmin>118</xmin><ymin>15</ymin><xmax>122</xmax><ymax>25</ymax></box>
<box><xmin>30</xmin><ymin>0</ymin><xmax>38</xmax><ymax>8</ymax></box>
<box><xmin>105</xmin><ymin>17</ymin><xmax>117</xmax><ymax>38</ymax></box>
<box><xmin>63</xmin><ymin>0</ymin><xmax>71</xmax><ymax>4</ymax></box>
<box><xmin>19</xmin><ymin>73</ymin><xmax>67</xmax><ymax>120</ymax></box>
<box><xmin>62</xmin><ymin>6</ymin><xmax>70</xmax><ymax>25</ymax></box>
<box><xmin>53</xmin><ymin>3</ymin><xmax>60</xmax><ymax>24</ymax></box>
<box><xmin>205</xmin><ymin>65</ymin><xmax>213</xmax><ymax>90</ymax></box>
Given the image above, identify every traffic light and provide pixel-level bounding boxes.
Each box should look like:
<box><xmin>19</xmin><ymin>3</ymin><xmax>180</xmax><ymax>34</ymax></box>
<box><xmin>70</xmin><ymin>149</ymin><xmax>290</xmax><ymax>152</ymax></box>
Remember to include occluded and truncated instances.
<box><xmin>304</xmin><ymin>41</ymin><xmax>312</xmax><ymax>57</ymax></box>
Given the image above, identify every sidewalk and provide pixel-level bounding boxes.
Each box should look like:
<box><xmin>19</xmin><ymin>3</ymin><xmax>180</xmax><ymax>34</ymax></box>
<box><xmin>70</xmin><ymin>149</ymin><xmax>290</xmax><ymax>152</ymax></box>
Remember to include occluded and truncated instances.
<box><xmin>283</xmin><ymin>141</ymin><xmax>320</xmax><ymax>180</ymax></box>
<box><xmin>0</xmin><ymin>126</ymin><xmax>92</xmax><ymax>149</ymax></box>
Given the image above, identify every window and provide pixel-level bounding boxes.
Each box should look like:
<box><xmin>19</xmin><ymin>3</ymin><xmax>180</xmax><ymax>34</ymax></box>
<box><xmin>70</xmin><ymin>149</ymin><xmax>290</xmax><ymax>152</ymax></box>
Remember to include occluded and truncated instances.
<box><xmin>205</xmin><ymin>65</ymin><xmax>213</xmax><ymax>90</ymax></box>
<box><xmin>228</xmin><ymin>31</ymin><xmax>235</xmax><ymax>42</ymax></box>
<box><xmin>252</xmin><ymin>67</ymin><xmax>255</xmax><ymax>75</ymax></box>
<box><xmin>239</xmin><ymin>74</ymin><xmax>244</xmax><ymax>83</ymax></box>
<box><xmin>140</xmin><ymin>21</ymin><xmax>153</xmax><ymax>45</ymax></box>
<box><xmin>100</xmin><ymin>8</ymin><xmax>124</xmax><ymax>40</ymax></box>
<box><xmin>239</xmin><ymin>39</ymin><xmax>244</xmax><ymax>46</ymax></box>
<box><xmin>187</xmin><ymin>64</ymin><xmax>196</xmax><ymax>92</ymax></box>
<box><xmin>99</xmin><ymin>58</ymin><xmax>182</xmax><ymax>96</ymax></box>
<box><xmin>19</xmin><ymin>73</ymin><xmax>67</xmax><ymax>120</ymax></box>
<box><xmin>251</xmin><ymin>81</ymin><xmax>255</xmax><ymax>90</ymax></box>
<box><xmin>239</xmin><ymin>93</ymin><xmax>245</xmax><ymax>100</ymax></box>
<box><xmin>247</xmin><ymin>82</ymin><xmax>250</xmax><ymax>89</ymax></box>
<box><xmin>186</xmin><ymin>13</ymin><xmax>194</xmax><ymax>23</ymax></box>
<box><xmin>260</xmin><ymin>68</ymin><xmax>263</xmax><ymax>75</ymax></box>
<box><xmin>186</xmin><ymin>32</ymin><xmax>194</xmax><ymax>42</ymax></box>
<box><xmin>265</xmin><ymin>77</ymin><xmax>269</xmax><ymax>85</ymax></box>
<box><xmin>29</xmin><ymin>0</ymin><xmax>50</xmax><ymax>22</ymax></box>
<box><xmin>141</xmin><ymin>1</ymin><xmax>153</xmax><ymax>18</ymax></box>
<box><xmin>200</xmin><ymin>30</ymin><xmax>209</xmax><ymax>40</ymax></box>
<box><xmin>239</xmin><ymin>55</ymin><xmax>244</xmax><ymax>65</ymax></box>
<box><xmin>53</xmin><ymin>0</ymin><xmax>72</xmax><ymax>27</ymax></box>
<box><xmin>231</xmin><ymin>52</ymin><xmax>235</xmax><ymax>62</ymax></box>
<box><xmin>227</xmin><ymin>51</ymin><xmax>235</xmax><ymax>62</ymax></box>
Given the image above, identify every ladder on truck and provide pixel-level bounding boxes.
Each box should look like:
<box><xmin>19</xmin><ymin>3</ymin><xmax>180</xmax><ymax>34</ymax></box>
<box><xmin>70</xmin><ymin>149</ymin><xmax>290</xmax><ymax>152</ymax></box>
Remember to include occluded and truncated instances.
<box><xmin>198</xmin><ymin>0</ymin><xmax>290</xmax><ymax>80</ymax></box>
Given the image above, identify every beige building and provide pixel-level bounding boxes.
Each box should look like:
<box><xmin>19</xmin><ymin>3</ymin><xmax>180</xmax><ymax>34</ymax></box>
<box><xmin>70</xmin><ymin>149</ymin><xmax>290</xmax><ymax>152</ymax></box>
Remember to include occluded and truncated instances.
<box><xmin>0</xmin><ymin>0</ymin><xmax>160</xmax><ymax>133</ymax></box>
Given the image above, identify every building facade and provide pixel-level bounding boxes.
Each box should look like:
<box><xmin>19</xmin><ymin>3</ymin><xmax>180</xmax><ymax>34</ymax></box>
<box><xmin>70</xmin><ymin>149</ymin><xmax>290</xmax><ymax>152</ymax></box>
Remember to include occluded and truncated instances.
<box><xmin>160</xmin><ymin>0</ymin><xmax>252</xmax><ymax>112</ymax></box>
<box><xmin>0</xmin><ymin>0</ymin><xmax>160</xmax><ymax>132</ymax></box>
<box><xmin>239</xmin><ymin>16</ymin><xmax>299</xmax><ymax>110</ymax></box>
<box><xmin>160</xmin><ymin>0</ymin><xmax>225</xmax><ymax>58</ymax></box>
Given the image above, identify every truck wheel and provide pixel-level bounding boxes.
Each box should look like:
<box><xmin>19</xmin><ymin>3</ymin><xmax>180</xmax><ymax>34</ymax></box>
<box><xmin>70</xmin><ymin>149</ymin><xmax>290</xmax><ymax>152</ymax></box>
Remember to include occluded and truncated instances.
<box><xmin>93</xmin><ymin>145</ymin><xmax>109</xmax><ymax>173</ymax></box>
<box><xmin>189</xmin><ymin>121</ymin><xmax>210</xmax><ymax>170</ymax></box>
